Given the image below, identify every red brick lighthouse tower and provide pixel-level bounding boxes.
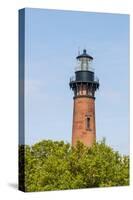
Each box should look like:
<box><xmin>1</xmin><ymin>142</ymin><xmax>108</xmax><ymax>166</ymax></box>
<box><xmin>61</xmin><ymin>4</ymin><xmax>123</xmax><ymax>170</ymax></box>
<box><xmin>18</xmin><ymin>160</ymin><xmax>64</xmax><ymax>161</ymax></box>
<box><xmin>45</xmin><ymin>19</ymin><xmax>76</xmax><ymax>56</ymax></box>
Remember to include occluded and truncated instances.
<box><xmin>70</xmin><ymin>49</ymin><xmax>99</xmax><ymax>147</ymax></box>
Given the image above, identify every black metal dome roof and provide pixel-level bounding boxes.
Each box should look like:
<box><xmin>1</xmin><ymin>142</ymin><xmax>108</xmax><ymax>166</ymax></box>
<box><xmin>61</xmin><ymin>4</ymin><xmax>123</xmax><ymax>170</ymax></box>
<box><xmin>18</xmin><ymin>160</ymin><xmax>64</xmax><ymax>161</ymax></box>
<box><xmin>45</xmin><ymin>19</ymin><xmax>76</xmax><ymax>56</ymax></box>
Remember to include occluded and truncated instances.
<box><xmin>76</xmin><ymin>49</ymin><xmax>93</xmax><ymax>60</ymax></box>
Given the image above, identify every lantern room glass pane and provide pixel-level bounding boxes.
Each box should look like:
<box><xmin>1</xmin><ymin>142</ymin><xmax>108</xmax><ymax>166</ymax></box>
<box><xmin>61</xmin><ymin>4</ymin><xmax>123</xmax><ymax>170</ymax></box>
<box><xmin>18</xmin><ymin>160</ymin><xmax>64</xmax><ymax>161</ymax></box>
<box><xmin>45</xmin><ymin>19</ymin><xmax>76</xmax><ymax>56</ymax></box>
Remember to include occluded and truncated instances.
<box><xmin>76</xmin><ymin>57</ymin><xmax>93</xmax><ymax>71</ymax></box>
<box><xmin>80</xmin><ymin>57</ymin><xmax>89</xmax><ymax>70</ymax></box>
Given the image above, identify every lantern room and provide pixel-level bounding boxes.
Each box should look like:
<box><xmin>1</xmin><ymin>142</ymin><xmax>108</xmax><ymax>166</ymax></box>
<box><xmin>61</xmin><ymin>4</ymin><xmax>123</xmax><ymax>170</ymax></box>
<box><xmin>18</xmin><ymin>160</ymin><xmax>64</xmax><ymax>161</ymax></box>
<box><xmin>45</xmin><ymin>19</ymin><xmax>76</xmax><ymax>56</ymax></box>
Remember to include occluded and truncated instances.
<box><xmin>76</xmin><ymin>49</ymin><xmax>93</xmax><ymax>71</ymax></box>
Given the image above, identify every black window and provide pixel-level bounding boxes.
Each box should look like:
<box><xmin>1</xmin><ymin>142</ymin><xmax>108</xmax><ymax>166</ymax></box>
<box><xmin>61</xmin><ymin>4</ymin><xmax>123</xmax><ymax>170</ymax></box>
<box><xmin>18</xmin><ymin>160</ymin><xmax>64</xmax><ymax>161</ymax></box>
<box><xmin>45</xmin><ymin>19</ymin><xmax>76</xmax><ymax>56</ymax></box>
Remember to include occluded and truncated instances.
<box><xmin>86</xmin><ymin>117</ymin><xmax>90</xmax><ymax>129</ymax></box>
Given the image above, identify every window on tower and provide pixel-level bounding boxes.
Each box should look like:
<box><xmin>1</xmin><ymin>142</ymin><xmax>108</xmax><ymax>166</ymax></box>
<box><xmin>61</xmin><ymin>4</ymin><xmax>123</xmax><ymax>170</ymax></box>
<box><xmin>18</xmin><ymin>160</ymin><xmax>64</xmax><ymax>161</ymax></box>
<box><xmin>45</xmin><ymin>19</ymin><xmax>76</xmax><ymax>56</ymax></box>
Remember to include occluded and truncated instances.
<box><xmin>86</xmin><ymin>117</ymin><xmax>90</xmax><ymax>130</ymax></box>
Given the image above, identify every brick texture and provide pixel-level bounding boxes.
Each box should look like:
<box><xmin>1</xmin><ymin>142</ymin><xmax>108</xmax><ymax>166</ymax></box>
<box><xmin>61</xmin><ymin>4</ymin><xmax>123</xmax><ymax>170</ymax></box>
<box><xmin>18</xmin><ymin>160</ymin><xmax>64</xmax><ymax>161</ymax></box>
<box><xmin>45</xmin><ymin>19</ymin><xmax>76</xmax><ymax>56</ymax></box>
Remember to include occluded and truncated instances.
<box><xmin>72</xmin><ymin>97</ymin><xmax>96</xmax><ymax>147</ymax></box>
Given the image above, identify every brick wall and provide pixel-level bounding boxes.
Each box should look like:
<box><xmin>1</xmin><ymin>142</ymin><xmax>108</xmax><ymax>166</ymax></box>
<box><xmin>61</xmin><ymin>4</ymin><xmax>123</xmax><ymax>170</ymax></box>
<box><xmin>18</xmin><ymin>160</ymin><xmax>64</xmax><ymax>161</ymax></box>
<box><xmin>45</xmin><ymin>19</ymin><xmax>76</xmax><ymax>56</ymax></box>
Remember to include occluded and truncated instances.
<box><xmin>72</xmin><ymin>97</ymin><xmax>96</xmax><ymax>147</ymax></box>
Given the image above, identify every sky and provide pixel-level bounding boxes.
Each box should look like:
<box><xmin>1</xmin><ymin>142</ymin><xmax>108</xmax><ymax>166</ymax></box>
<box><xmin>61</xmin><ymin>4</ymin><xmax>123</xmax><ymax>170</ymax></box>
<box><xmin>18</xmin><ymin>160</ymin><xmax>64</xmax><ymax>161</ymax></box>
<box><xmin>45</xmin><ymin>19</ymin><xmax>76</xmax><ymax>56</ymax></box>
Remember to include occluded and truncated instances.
<box><xmin>23</xmin><ymin>8</ymin><xmax>129</xmax><ymax>155</ymax></box>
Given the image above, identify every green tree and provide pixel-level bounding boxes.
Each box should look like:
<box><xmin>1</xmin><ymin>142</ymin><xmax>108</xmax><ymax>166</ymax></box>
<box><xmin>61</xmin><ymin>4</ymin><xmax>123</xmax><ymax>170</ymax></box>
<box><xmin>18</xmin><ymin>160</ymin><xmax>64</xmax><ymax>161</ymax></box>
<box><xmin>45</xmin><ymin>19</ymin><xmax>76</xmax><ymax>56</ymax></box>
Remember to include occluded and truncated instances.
<box><xmin>19</xmin><ymin>139</ymin><xmax>129</xmax><ymax>192</ymax></box>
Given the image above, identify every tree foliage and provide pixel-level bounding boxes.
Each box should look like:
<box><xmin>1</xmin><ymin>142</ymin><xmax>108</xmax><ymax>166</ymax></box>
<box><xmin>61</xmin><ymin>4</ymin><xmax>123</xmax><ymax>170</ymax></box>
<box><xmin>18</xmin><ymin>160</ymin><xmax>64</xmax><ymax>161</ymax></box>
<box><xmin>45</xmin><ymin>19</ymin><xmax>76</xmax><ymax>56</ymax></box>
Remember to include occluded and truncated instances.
<box><xmin>19</xmin><ymin>139</ymin><xmax>129</xmax><ymax>192</ymax></box>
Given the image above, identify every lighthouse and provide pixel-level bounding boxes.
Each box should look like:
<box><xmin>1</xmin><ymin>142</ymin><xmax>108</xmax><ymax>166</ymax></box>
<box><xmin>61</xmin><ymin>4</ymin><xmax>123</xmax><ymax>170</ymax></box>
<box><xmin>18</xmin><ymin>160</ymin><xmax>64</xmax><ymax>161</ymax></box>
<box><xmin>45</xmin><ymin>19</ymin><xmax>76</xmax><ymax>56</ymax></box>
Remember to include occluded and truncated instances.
<box><xmin>70</xmin><ymin>49</ymin><xmax>99</xmax><ymax>147</ymax></box>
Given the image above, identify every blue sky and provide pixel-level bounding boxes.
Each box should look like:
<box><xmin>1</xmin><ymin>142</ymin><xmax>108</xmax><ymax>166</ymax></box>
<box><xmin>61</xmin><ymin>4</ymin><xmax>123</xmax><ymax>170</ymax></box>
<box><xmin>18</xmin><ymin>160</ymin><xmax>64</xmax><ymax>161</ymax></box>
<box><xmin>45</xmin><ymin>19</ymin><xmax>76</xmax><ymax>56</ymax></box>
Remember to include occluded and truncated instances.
<box><xmin>24</xmin><ymin>8</ymin><xmax>129</xmax><ymax>155</ymax></box>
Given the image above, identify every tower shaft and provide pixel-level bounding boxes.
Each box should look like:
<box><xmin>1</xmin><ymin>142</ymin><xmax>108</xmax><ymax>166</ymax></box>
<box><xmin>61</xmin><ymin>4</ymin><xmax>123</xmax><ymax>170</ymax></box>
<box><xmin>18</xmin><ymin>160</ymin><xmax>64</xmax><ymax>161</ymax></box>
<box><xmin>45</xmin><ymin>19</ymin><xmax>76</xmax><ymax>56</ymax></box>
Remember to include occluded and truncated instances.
<box><xmin>72</xmin><ymin>96</ymin><xmax>96</xmax><ymax>147</ymax></box>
